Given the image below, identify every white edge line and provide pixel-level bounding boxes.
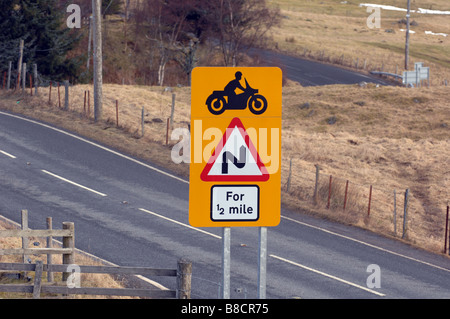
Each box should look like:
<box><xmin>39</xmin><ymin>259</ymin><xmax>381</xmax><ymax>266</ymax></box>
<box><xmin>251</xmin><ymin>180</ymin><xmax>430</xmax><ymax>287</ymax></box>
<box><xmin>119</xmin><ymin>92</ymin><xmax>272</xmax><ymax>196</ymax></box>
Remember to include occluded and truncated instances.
<box><xmin>0</xmin><ymin>150</ymin><xmax>17</xmax><ymax>159</ymax></box>
<box><xmin>270</xmin><ymin>254</ymin><xmax>386</xmax><ymax>297</ymax></box>
<box><xmin>68</xmin><ymin>246</ymin><xmax>170</xmax><ymax>290</ymax></box>
<box><xmin>139</xmin><ymin>208</ymin><xmax>222</xmax><ymax>240</ymax></box>
<box><xmin>281</xmin><ymin>215</ymin><xmax>450</xmax><ymax>273</ymax></box>
<box><xmin>69</xmin><ymin>241</ymin><xmax>170</xmax><ymax>290</ymax></box>
<box><xmin>0</xmin><ymin>111</ymin><xmax>188</xmax><ymax>185</ymax></box>
<box><xmin>41</xmin><ymin>169</ymin><xmax>107</xmax><ymax>197</ymax></box>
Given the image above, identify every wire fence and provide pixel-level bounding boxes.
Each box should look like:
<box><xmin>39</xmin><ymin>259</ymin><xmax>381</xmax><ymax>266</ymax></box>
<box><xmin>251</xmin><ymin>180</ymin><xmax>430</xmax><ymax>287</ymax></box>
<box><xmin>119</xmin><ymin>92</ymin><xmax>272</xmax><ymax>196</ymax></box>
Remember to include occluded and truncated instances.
<box><xmin>283</xmin><ymin>158</ymin><xmax>449</xmax><ymax>254</ymax></box>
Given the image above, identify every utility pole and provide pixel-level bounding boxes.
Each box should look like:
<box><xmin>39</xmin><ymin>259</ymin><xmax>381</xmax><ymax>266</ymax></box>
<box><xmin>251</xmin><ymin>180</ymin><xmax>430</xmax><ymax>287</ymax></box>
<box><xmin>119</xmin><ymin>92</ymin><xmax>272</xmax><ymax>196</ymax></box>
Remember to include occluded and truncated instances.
<box><xmin>92</xmin><ymin>0</ymin><xmax>102</xmax><ymax>122</ymax></box>
<box><xmin>405</xmin><ymin>0</ymin><xmax>411</xmax><ymax>70</ymax></box>
<box><xmin>16</xmin><ymin>39</ymin><xmax>24</xmax><ymax>90</ymax></box>
<box><xmin>87</xmin><ymin>15</ymin><xmax>92</xmax><ymax>71</ymax></box>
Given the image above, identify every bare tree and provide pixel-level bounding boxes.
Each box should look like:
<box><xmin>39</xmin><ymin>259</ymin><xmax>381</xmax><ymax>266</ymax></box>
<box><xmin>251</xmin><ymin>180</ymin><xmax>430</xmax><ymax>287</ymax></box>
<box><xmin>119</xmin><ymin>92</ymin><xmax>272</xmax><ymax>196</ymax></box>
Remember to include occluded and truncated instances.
<box><xmin>215</xmin><ymin>0</ymin><xmax>280</xmax><ymax>66</ymax></box>
<box><xmin>173</xmin><ymin>33</ymin><xmax>199</xmax><ymax>85</ymax></box>
<box><xmin>144</xmin><ymin>0</ymin><xmax>196</xmax><ymax>86</ymax></box>
<box><xmin>129</xmin><ymin>0</ymin><xmax>280</xmax><ymax>85</ymax></box>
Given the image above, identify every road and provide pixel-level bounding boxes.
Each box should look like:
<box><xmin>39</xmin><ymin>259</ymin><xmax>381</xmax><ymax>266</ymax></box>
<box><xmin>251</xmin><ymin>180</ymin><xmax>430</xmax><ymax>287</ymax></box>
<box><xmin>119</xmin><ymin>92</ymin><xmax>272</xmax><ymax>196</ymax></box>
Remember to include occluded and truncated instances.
<box><xmin>0</xmin><ymin>110</ymin><xmax>449</xmax><ymax>299</ymax></box>
<box><xmin>252</xmin><ymin>49</ymin><xmax>390</xmax><ymax>86</ymax></box>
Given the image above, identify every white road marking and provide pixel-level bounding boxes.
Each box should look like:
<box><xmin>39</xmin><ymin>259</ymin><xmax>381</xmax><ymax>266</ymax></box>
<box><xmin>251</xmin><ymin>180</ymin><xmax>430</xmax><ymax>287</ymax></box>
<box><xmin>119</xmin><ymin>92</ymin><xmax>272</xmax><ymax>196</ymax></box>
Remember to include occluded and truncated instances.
<box><xmin>0</xmin><ymin>149</ymin><xmax>16</xmax><ymax>159</ymax></box>
<box><xmin>139</xmin><ymin>208</ymin><xmax>221</xmax><ymax>239</ymax></box>
<box><xmin>281</xmin><ymin>215</ymin><xmax>450</xmax><ymax>273</ymax></box>
<box><xmin>270</xmin><ymin>254</ymin><xmax>386</xmax><ymax>297</ymax></box>
<box><xmin>0</xmin><ymin>111</ymin><xmax>188</xmax><ymax>185</ymax></box>
<box><xmin>41</xmin><ymin>169</ymin><xmax>107</xmax><ymax>197</ymax></box>
<box><xmin>73</xmin><ymin>250</ymin><xmax>170</xmax><ymax>291</ymax></box>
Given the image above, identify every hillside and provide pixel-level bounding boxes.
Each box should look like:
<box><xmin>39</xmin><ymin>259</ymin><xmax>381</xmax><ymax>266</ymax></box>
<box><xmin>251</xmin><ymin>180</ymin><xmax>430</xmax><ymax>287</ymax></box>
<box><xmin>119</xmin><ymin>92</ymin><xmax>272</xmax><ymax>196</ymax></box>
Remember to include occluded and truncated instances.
<box><xmin>268</xmin><ymin>0</ymin><xmax>450</xmax><ymax>85</ymax></box>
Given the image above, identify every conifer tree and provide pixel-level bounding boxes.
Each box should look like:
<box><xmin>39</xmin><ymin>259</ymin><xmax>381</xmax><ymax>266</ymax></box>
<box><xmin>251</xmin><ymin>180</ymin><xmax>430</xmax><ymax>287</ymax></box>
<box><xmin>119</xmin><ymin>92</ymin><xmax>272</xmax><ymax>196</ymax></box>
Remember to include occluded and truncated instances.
<box><xmin>0</xmin><ymin>0</ymin><xmax>82</xmax><ymax>82</ymax></box>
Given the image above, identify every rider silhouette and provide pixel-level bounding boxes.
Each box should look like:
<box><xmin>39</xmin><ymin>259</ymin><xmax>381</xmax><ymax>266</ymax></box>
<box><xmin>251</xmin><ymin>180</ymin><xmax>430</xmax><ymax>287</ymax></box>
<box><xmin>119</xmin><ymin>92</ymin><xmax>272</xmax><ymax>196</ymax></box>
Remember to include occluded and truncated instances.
<box><xmin>224</xmin><ymin>71</ymin><xmax>246</xmax><ymax>107</ymax></box>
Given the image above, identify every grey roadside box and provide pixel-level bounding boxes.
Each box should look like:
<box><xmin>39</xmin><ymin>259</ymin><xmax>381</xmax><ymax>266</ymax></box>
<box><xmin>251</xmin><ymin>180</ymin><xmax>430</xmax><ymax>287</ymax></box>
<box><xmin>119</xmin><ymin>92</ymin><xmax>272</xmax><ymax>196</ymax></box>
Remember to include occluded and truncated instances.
<box><xmin>403</xmin><ymin>62</ymin><xmax>430</xmax><ymax>87</ymax></box>
<box><xmin>419</xmin><ymin>67</ymin><xmax>430</xmax><ymax>87</ymax></box>
<box><xmin>403</xmin><ymin>71</ymin><xmax>417</xmax><ymax>87</ymax></box>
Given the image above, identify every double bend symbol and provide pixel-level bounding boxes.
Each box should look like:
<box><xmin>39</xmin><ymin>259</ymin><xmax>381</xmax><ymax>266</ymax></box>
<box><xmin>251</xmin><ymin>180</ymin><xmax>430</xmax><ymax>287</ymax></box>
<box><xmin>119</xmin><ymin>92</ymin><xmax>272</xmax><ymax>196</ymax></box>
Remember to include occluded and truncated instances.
<box><xmin>222</xmin><ymin>146</ymin><xmax>246</xmax><ymax>174</ymax></box>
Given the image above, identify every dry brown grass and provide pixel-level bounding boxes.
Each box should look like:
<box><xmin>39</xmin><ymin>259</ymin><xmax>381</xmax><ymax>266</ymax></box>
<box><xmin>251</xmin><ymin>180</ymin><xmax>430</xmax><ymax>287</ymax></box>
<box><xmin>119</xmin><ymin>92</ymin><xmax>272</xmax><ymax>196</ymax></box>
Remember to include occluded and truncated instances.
<box><xmin>281</xmin><ymin>81</ymin><xmax>450</xmax><ymax>253</ymax></box>
<box><xmin>268</xmin><ymin>0</ymin><xmax>450</xmax><ymax>85</ymax></box>
<box><xmin>0</xmin><ymin>80</ymin><xmax>449</xmax><ymax>256</ymax></box>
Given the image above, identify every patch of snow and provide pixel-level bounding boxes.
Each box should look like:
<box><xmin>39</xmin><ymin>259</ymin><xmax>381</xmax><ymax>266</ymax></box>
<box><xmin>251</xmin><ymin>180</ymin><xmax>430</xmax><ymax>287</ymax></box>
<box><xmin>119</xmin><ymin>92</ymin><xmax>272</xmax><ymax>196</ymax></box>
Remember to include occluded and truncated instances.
<box><xmin>359</xmin><ymin>3</ymin><xmax>407</xmax><ymax>12</ymax></box>
<box><xmin>360</xmin><ymin>3</ymin><xmax>450</xmax><ymax>15</ymax></box>
<box><xmin>425</xmin><ymin>31</ymin><xmax>448</xmax><ymax>37</ymax></box>
<box><xmin>417</xmin><ymin>8</ymin><xmax>450</xmax><ymax>15</ymax></box>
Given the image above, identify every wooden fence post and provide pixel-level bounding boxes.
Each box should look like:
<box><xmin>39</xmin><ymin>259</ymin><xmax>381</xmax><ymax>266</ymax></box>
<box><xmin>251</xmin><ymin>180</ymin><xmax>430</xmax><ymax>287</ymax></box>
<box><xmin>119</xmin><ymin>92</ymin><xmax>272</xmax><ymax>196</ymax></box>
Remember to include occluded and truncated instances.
<box><xmin>445</xmin><ymin>205</ymin><xmax>449</xmax><ymax>254</ymax></box>
<box><xmin>368</xmin><ymin>185</ymin><xmax>372</xmax><ymax>216</ymax></box>
<box><xmin>22</xmin><ymin>62</ymin><xmax>26</xmax><ymax>93</ymax></box>
<box><xmin>402</xmin><ymin>189</ymin><xmax>409</xmax><ymax>239</ymax></box>
<box><xmin>7</xmin><ymin>61</ymin><xmax>11</xmax><ymax>91</ymax></box>
<box><xmin>393</xmin><ymin>189</ymin><xmax>397</xmax><ymax>235</ymax></box>
<box><xmin>49</xmin><ymin>82</ymin><xmax>52</xmax><ymax>104</ymax></box>
<box><xmin>313</xmin><ymin>165</ymin><xmax>320</xmax><ymax>204</ymax></box>
<box><xmin>21</xmin><ymin>210</ymin><xmax>29</xmax><ymax>266</ymax></box>
<box><xmin>327</xmin><ymin>175</ymin><xmax>332</xmax><ymax>209</ymax></box>
<box><xmin>64</xmin><ymin>80</ymin><xmax>69</xmax><ymax>110</ymax></box>
<box><xmin>116</xmin><ymin>100</ymin><xmax>119</xmax><ymax>127</ymax></box>
<box><xmin>29</xmin><ymin>74</ymin><xmax>32</xmax><ymax>96</ymax></box>
<box><xmin>343</xmin><ymin>180</ymin><xmax>349</xmax><ymax>211</ymax></box>
<box><xmin>32</xmin><ymin>260</ymin><xmax>43</xmax><ymax>299</ymax></box>
<box><xmin>166</xmin><ymin>117</ymin><xmax>170</xmax><ymax>145</ymax></box>
<box><xmin>46</xmin><ymin>217</ymin><xmax>54</xmax><ymax>283</ymax></box>
<box><xmin>448</xmin><ymin>205</ymin><xmax>450</xmax><ymax>256</ymax></box>
<box><xmin>141</xmin><ymin>107</ymin><xmax>145</xmax><ymax>137</ymax></box>
<box><xmin>57</xmin><ymin>82</ymin><xmax>61</xmax><ymax>108</ymax></box>
<box><xmin>84</xmin><ymin>91</ymin><xmax>87</xmax><ymax>116</ymax></box>
<box><xmin>170</xmin><ymin>93</ymin><xmax>176</xmax><ymax>128</ymax></box>
<box><xmin>62</xmin><ymin>222</ymin><xmax>75</xmax><ymax>282</ymax></box>
<box><xmin>176</xmin><ymin>258</ymin><xmax>192</xmax><ymax>299</ymax></box>
<box><xmin>286</xmin><ymin>158</ymin><xmax>292</xmax><ymax>192</ymax></box>
<box><xmin>33</xmin><ymin>63</ymin><xmax>38</xmax><ymax>96</ymax></box>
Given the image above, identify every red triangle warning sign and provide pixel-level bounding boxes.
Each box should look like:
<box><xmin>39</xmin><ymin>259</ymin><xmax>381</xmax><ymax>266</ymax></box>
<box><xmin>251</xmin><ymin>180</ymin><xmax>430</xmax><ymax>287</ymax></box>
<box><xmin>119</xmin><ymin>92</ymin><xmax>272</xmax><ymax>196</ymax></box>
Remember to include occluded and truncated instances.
<box><xmin>200</xmin><ymin>117</ymin><xmax>270</xmax><ymax>182</ymax></box>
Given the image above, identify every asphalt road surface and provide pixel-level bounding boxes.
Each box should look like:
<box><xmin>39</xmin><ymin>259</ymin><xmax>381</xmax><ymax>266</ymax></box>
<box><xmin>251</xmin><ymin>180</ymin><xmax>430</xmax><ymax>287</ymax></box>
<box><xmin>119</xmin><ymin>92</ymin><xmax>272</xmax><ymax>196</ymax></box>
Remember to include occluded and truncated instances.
<box><xmin>252</xmin><ymin>49</ymin><xmax>390</xmax><ymax>86</ymax></box>
<box><xmin>0</xmin><ymin>111</ymin><xmax>449</xmax><ymax>299</ymax></box>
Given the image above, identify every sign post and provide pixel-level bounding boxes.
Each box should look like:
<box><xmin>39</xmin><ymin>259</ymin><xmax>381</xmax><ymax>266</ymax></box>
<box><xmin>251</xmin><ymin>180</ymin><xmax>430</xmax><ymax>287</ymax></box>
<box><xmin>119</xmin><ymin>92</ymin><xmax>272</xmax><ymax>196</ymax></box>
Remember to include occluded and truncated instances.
<box><xmin>189</xmin><ymin>67</ymin><xmax>282</xmax><ymax>298</ymax></box>
<box><xmin>257</xmin><ymin>226</ymin><xmax>267</xmax><ymax>299</ymax></box>
<box><xmin>222</xmin><ymin>227</ymin><xmax>231</xmax><ymax>299</ymax></box>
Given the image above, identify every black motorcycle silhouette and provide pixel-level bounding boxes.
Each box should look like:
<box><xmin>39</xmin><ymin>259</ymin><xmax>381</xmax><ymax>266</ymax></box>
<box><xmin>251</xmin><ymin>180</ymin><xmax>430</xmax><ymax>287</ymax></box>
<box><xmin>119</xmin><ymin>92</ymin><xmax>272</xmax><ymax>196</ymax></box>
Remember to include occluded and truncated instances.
<box><xmin>206</xmin><ymin>78</ymin><xmax>268</xmax><ymax>115</ymax></box>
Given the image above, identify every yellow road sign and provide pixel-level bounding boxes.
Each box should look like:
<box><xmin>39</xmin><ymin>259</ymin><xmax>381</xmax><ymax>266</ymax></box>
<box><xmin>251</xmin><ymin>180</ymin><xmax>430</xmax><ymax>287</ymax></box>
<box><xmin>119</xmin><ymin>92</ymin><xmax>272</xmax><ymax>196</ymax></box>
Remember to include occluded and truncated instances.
<box><xmin>189</xmin><ymin>67</ymin><xmax>282</xmax><ymax>227</ymax></box>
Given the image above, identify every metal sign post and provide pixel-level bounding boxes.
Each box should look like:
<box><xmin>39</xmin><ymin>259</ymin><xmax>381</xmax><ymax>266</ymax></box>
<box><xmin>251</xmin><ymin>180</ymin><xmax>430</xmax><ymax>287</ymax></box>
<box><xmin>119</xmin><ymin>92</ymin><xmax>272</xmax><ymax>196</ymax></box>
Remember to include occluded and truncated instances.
<box><xmin>257</xmin><ymin>226</ymin><xmax>267</xmax><ymax>299</ymax></box>
<box><xmin>222</xmin><ymin>227</ymin><xmax>231</xmax><ymax>299</ymax></box>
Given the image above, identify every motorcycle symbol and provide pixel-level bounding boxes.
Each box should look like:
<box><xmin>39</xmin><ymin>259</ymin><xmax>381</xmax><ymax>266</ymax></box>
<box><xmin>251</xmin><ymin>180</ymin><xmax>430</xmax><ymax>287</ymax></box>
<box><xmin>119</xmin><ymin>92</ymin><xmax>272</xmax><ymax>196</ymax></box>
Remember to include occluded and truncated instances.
<box><xmin>205</xmin><ymin>71</ymin><xmax>268</xmax><ymax>115</ymax></box>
